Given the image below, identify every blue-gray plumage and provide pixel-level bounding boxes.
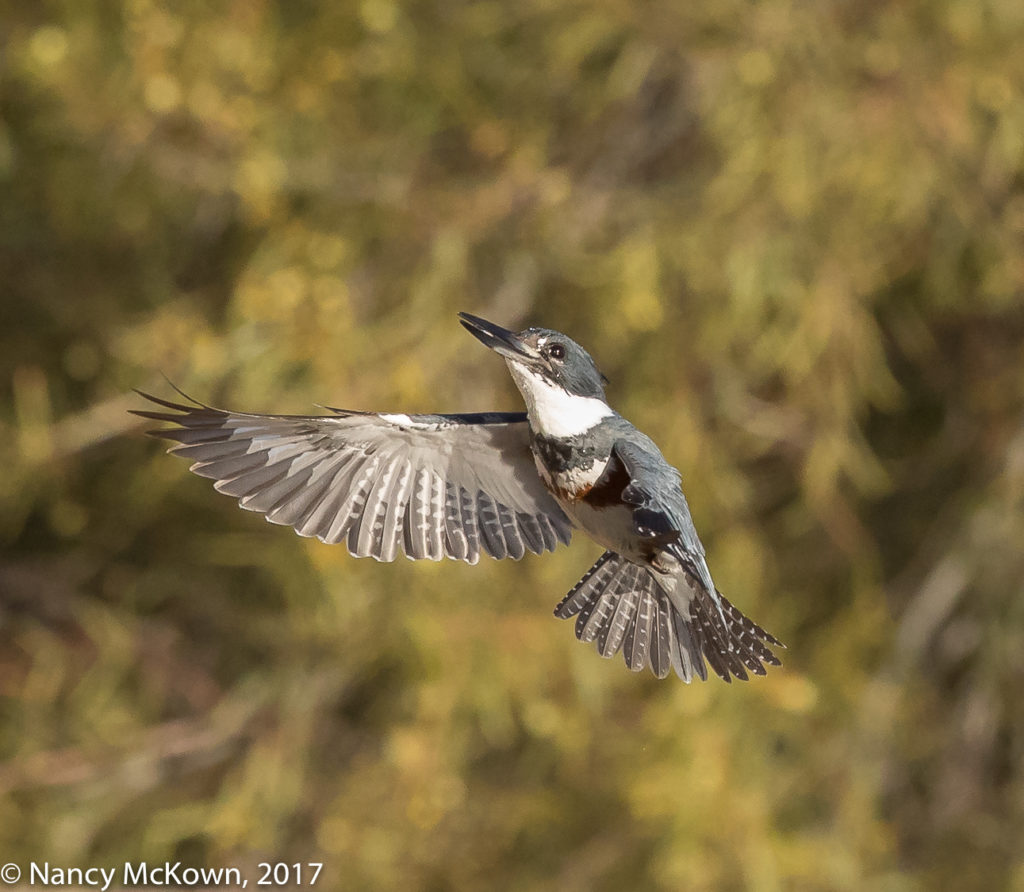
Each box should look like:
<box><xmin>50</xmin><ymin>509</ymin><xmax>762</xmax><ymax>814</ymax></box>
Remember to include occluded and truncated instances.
<box><xmin>132</xmin><ymin>313</ymin><xmax>782</xmax><ymax>682</ymax></box>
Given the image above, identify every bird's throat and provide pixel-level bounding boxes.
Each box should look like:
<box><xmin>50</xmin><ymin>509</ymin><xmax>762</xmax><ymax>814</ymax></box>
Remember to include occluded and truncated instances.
<box><xmin>507</xmin><ymin>364</ymin><xmax>613</xmax><ymax>438</ymax></box>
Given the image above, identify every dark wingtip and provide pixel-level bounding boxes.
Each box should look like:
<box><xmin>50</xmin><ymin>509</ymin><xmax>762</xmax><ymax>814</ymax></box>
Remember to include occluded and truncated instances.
<box><xmin>130</xmin><ymin>381</ymin><xmax>217</xmax><ymax>414</ymax></box>
<box><xmin>160</xmin><ymin>376</ymin><xmax>214</xmax><ymax>409</ymax></box>
<box><xmin>131</xmin><ymin>390</ymin><xmax>189</xmax><ymax>413</ymax></box>
<box><xmin>129</xmin><ymin>386</ymin><xmax>225</xmax><ymax>442</ymax></box>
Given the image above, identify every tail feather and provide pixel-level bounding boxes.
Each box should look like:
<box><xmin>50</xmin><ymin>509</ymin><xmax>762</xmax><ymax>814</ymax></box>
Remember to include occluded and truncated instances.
<box><xmin>573</xmin><ymin>559</ymin><xmax>629</xmax><ymax>643</ymax></box>
<box><xmin>623</xmin><ymin>589</ymin><xmax>654</xmax><ymax>672</ymax></box>
<box><xmin>689</xmin><ymin>598</ymin><xmax>737</xmax><ymax>682</ymax></box>
<box><xmin>554</xmin><ymin>550</ymin><xmax>783</xmax><ymax>682</ymax></box>
<box><xmin>596</xmin><ymin>565</ymin><xmax>641</xmax><ymax>658</ymax></box>
<box><xmin>650</xmin><ymin>595</ymin><xmax>673</xmax><ymax>679</ymax></box>
<box><xmin>671</xmin><ymin>607</ymin><xmax>705</xmax><ymax>682</ymax></box>
<box><xmin>555</xmin><ymin>551</ymin><xmax>617</xmax><ymax>620</ymax></box>
<box><xmin>720</xmin><ymin>592</ymin><xmax>785</xmax><ymax>652</ymax></box>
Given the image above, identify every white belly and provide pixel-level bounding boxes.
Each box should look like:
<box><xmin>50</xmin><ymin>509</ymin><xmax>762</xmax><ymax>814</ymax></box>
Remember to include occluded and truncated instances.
<box><xmin>536</xmin><ymin>456</ymin><xmax>607</xmax><ymax>500</ymax></box>
<box><xmin>530</xmin><ymin>450</ymin><xmax>651</xmax><ymax>559</ymax></box>
<box><xmin>558</xmin><ymin>495</ymin><xmax>641</xmax><ymax>557</ymax></box>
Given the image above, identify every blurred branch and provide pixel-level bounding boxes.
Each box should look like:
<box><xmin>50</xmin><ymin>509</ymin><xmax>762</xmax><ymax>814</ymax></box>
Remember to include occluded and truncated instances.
<box><xmin>0</xmin><ymin>692</ymin><xmax>267</xmax><ymax>797</ymax></box>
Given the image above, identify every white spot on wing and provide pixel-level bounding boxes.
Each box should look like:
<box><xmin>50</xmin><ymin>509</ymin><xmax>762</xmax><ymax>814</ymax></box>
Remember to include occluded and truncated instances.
<box><xmin>379</xmin><ymin>413</ymin><xmax>444</xmax><ymax>430</ymax></box>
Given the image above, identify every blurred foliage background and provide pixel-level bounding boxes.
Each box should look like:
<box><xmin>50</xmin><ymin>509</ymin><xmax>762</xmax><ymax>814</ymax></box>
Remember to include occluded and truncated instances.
<box><xmin>1</xmin><ymin>0</ymin><xmax>1023</xmax><ymax>889</ymax></box>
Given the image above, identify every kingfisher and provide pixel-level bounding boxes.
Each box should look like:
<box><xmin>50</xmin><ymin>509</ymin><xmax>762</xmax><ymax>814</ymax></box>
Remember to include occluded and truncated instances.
<box><xmin>133</xmin><ymin>313</ymin><xmax>782</xmax><ymax>682</ymax></box>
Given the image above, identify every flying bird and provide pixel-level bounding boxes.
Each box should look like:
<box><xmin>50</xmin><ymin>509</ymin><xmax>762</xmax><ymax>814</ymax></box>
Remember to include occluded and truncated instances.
<box><xmin>133</xmin><ymin>313</ymin><xmax>782</xmax><ymax>682</ymax></box>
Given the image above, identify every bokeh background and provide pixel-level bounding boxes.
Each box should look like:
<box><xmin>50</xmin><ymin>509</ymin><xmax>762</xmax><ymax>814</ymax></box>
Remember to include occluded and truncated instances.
<box><xmin>2</xmin><ymin>0</ymin><xmax>1024</xmax><ymax>889</ymax></box>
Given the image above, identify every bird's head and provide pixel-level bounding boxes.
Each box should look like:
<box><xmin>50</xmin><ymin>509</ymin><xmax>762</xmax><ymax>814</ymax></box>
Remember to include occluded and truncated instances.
<box><xmin>459</xmin><ymin>312</ymin><xmax>612</xmax><ymax>437</ymax></box>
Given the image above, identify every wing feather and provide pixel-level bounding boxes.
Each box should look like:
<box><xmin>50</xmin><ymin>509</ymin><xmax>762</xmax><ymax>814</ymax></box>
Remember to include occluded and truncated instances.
<box><xmin>298</xmin><ymin>456</ymin><xmax>362</xmax><ymax>542</ymax></box>
<box><xmin>352</xmin><ymin>456</ymin><xmax>398</xmax><ymax>559</ymax></box>
<box><xmin>266</xmin><ymin>457</ymin><xmax>342</xmax><ymax>528</ymax></box>
<box><xmin>242</xmin><ymin>463</ymin><xmax>316</xmax><ymax>515</ymax></box>
<box><xmin>496</xmin><ymin>501</ymin><xmax>524</xmax><ymax>560</ymax></box>
<box><xmin>429</xmin><ymin>469</ymin><xmax>446</xmax><ymax>561</ymax></box>
<box><xmin>214</xmin><ymin>463</ymin><xmax>290</xmax><ymax>500</ymax></box>
<box><xmin>475</xmin><ymin>490</ymin><xmax>506</xmax><ymax>560</ymax></box>
<box><xmin>442</xmin><ymin>484</ymin><xmax>468</xmax><ymax>562</ymax></box>
<box><xmin>515</xmin><ymin>512</ymin><xmax>545</xmax><ymax>556</ymax></box>
<box><xmin>404</xmin><ymin>466</ymin><xmax>431</xmax><ymax>560</ymax></box>
<box><xmin>378</xmin><ymin>460</ymin><xmax>413</xmax><ymax>561</ymax></box>
<box><xmin>458</xmin><ymin>486</ymin><xmax>481</xmax><ymax>564</ymax></box>
<box><xmin>134</xmin><ymin>392</ymin><xmax>571</xmax><ymax>563</ymax></box>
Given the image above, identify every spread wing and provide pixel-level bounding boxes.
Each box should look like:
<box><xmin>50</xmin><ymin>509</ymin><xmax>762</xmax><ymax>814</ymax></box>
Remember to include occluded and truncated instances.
<box><xmin>132</xmin><ymin>391</ymin><xmax>573</xmax><ymax>563</ymax></box>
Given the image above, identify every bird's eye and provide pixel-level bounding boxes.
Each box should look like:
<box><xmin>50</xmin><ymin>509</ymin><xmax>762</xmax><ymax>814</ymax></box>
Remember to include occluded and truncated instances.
<box><xmin>547</xmin><ymin>343</ymin><xmax>566</xmax><ymax>361</ymax></box>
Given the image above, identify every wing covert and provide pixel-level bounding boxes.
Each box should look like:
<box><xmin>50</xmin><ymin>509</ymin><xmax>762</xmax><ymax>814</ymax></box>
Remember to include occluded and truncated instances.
<box><xmin>610</xmin><ymin>440</ymin><xmax>712</xmax><ymax>575</ymax></box>
<box><xmin>612</xmin><ymin>439</ymin><xmax>738</xmax><ymax>650</ymax></box>
<box><xmin>132</xmin><ymin>391</ymin><xmax>572</xmax><ymax>563</ymax></box>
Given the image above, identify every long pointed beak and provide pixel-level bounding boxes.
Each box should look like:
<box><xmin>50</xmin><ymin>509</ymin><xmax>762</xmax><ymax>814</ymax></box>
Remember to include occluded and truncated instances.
<box><xmin>458</xmin><ymin>312</ymin><xmax>539</xmax><ymax>364</ymax></box>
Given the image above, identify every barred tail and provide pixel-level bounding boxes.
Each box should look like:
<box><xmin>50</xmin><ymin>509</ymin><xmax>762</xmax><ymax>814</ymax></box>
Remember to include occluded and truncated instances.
<box><xmin>554</xmin><ymin>551</ymin><xmax>784</xmax><ymax>682</ymax></box>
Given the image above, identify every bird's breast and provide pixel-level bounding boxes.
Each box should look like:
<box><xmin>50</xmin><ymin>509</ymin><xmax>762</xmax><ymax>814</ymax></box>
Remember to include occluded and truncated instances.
<box><xmin>537</xmin><ymin>459</ymin><xmax>608</xmax><ymax>502</ymax></box>
<box><xmin>532</xmin><ymin>435</ymin><xmax>652</xmax><ymax>558</ymax></box>
<box><xmin>530</xmin><ymin>434</ymin><xmax>610</xmax><ymax>502</ymax></box>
